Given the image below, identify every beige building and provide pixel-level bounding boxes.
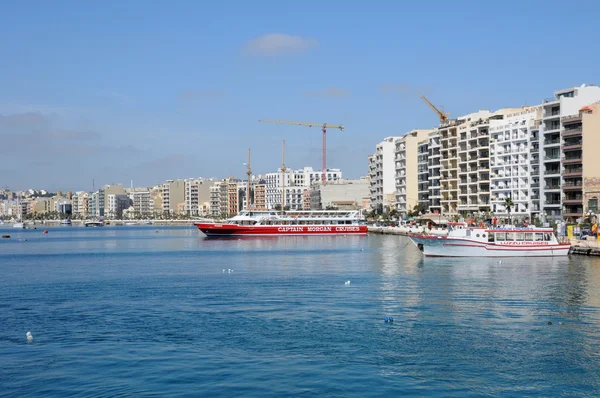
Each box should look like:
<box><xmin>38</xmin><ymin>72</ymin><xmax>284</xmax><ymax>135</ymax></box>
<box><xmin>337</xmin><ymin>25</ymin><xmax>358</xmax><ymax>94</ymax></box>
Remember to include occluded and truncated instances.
<box><xmin>72</xmin><ymin>192</ymin><xmax>89</xmax><ymax>218</ymax></box>
<box><xmin>161</xmin><ymin>180</ymin><xmax>185</xmax><ymax>215</ymax></box>
<box><xmin>185</xmin><ymin>179</ymin><xmax>215</xmax><ymax>216</ymax></box>
<box><xmin>310</xmin><ymin>178</ymin><xmax>370</xmax><ymax>210</ymax></box>
<box><xmin>568</xmin><ymin>103</ymin><xmax>600</xmax><ymax>221</ymax></box>
<box><xmin>394</xmin><ymin>129</ymin><xmax>433</xmax><ymax>217</ymax></box>
<box><xmin>227</xmin><ymin>180</ymin><xmax>240</xmax><ymax>216</ymax></box>
<box><xmin>254</xmin><ymin>182</ymin><xmax>267</xmax><ymax>210</ymax></box>
<box><xmin>29</xmin><ymin>197</ymin><xmax>51</xmax><ymax>215</ymax></box>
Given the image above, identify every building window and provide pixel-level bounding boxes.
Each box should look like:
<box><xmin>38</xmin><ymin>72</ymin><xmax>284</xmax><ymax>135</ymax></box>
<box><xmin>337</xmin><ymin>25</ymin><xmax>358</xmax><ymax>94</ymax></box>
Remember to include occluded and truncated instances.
<box><xmin>589</xmin><ymin>198</ymin><xmax>598</xmax><ymax>212</ymax></box>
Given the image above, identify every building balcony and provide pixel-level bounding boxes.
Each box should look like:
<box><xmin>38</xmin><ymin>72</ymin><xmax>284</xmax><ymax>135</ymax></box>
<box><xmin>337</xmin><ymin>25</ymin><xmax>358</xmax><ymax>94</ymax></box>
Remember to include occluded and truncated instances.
<box><xmin>544</xmin><ymin>201</ymin><xmax>561</xmax><ymax>206</ymax></box>
<box><xmin>561</xmin><ymin>115</ymin><xmax>582</xmax><ymax>125</ymax></box>
<box><xmin>562</xmin><ymin>156</ymin><xmax>582</xmax><ymax>164</ymax></box>
<box><xmin>562</xmin><ymin>143</ymin><xmax>582</xmax><ymax>151</ymax></box>
<box><xmin>563</xmin><ymin>183</ymin><xmax>583</xmax><ymax>190</ymax></box>
<box><xmin>543</xmin><ymin>138</ymin><xmax>561</xmax><ymax>146</ymax></box>
<box><xmin>563</xmin><ymin>128</ymin><xmax>582</xmax><ymax>137</ymax></box>
<box><xmin>563</xmin><ymin>197</ymin><xmax>583</xmax><ymax>204</ymax></box>
<box><xmin>544</xmin><ymin>155</ymin><xmax>560</xmax><ymax>161</ymax></box>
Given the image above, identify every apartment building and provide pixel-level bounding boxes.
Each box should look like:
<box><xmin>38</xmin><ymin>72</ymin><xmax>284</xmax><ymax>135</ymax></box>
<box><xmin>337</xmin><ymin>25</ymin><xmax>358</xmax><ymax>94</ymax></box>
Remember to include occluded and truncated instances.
<box><xmin>539</xmin><ymin>84</ymin><xmax>600</xmax><ymax>222</ymax></box>
<box><xmin>427</xmin><ymin>130</ymin><xmax>442</xmax><ymax>214</ymax></box>
<box><xmin>184</xmin><ymin>179</ymin><xmax>214</xmax><ymax>216</ymax></box>
<box><xmin>72</xmin><ymin>192</ymin><xmax>90</xmax><ymax>218</ymax></box>
<box><xmin>417</xmin><ymin>140</ymin><xmax>429</xmax><ymax>211</ymax></box>
<box><xmin>161</xmin><ymin>180</ymin><xmax>185</xmax><ymax>215</ymax></box>
<box><xmin>253</xmin><ymin>181</ymin><xmax>267</xmax><ymax>210</ymax></box>
<box><xmin>227</xmin><ymin>180</ymin><xmax>241</xmax><ymax>216</ymax></box>
<box><xmin>488</xmin><ymin>107</ymin><xmax>541</xmax><ymax>220</ymax></box>
<box><xmin>106</xmin><ymin>194</ymin><xmax>130</xmax><ymax>218</ymax></box>
<box><xmin>263</xmin><ymin>167</ymin><xmax>340</xmax><ymax>210</ymax></box>
<box><xmin>370</xmin><ymin>137</ymin><xmax>400</xmax><ymax>213</ymax></box>
<box><xmin>562</xmin><ymin>103</ymin><xmax>600</xmax><ymax>221</ymax></box>
<box><xmin>127</xmin><ymin>190</ymin><xmax>152</xmax><ymax>217</ymax></box>
<box><xmin>394</xmin><ymin>130</ymin><xmax>432</xmax><ymax>217</ymax></box>
<box><xmin>439</xmin><ymin>120</ymin><xmax>460</xmax><ymax>215</ymax></box>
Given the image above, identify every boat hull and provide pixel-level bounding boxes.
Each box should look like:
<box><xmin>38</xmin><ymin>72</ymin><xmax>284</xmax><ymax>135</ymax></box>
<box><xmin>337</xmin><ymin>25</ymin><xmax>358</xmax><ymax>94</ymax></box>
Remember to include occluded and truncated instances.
<box><xmin>408</xmin><ymin>235</ymin><xmax>570</xmax><ymax>257</ymax></box>
<box><xmin>195</xmin><ymin>223</ymin><xmax>367</xmax><ymax>237</ymax></box>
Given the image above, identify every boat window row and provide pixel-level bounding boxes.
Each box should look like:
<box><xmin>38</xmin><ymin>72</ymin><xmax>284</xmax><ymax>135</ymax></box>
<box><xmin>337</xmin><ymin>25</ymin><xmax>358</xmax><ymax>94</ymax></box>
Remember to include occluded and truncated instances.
<box><xmin>262</xmin><ymin>220</ymin><xmax>355</xmax><ymax>226</ymax></box>
<box><xmin>488</xmin><ymin>232</ymin><xmax>552</xmax><ymax>242</ymax></box>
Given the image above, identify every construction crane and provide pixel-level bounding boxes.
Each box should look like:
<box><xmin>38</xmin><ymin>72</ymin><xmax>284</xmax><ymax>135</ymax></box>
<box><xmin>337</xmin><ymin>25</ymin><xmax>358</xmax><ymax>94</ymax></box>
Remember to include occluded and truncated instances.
<box><xmin>420</xmin><ymin>96</ymin><xmax>449</xmax><ymax>124</ymax></box>
<box><xmin>258</xmin><ymin>119</ymin><xmax>344</xmax><ymax>184</ymax></box>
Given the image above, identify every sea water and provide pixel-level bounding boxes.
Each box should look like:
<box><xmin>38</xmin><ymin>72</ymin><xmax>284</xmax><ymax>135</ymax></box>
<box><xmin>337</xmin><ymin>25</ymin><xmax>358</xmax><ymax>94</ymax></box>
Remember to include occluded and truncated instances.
<box><xmin>1</xmin><ymin>226</ymin><xmax>600</xmax><ymax>396</ymax></box>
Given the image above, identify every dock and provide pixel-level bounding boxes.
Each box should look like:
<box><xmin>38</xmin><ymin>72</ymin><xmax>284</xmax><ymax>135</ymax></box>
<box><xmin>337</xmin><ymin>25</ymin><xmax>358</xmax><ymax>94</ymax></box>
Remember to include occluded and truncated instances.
<box><xmin>569</xmin><ymin>238</ymin><xmax>600</xmax><ymax>256</ymax></box>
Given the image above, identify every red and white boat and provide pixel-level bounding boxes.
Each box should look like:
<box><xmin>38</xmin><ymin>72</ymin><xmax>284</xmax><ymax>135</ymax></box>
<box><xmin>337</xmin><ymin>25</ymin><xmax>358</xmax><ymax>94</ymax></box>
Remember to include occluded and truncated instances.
<box><xmin>408</xmin><ymin>225</ymin><xmax>571</xmax><ymax>257</ymax></box>
<box><xmin>195</xmin><ymin>209</ymin><xmax>367</xmax><ymax>237</ymax></box>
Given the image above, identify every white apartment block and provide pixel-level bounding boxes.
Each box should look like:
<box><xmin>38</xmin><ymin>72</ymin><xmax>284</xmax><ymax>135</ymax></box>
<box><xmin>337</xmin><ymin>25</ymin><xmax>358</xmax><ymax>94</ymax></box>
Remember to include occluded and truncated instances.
<box><xmin>129</xmin><ymin>190</ymin><xmax>152</xmax><ymax>217</ymax></box>
<box><xmin>263</xmin><ymin>167</ymin><xmax>341</xmax><ymax>210</ymax></box>
<box><xmin>394</xmin><ymin>130</ymin><xmax>432</xmax><ymax>217</ymax></box>
<box><xmin>370</xmin><ymin>137</ymin><xmax>399</xmax><ymax>213</ymax></box>
<box><xmin>489</xmin><ymin>106</ymin><xmax>542</xmax><ymax>219</ymax></box>
<box><xmin>417</xmin><ymin>140</ymin><xmax>429</xmax><ymax>210</ymax></box>
<box><xmin>106</xmin><ymin>194</ymin><xmax>130</xmax><ymax>218</ymax></box>
<box><xmin>427</xmin><ymin>131</ymin><xmax>442</xmax><ymax>214</ymax></box>
<box><xmin>539</xmin><ymin>84</ymin><xmax>600</xmax><ymax>222</ymax></box>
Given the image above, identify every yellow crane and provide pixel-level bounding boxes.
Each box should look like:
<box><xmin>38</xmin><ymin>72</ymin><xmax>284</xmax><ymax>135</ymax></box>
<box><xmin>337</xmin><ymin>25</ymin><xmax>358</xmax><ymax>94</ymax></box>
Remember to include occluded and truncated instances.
<box><xmin>258</xmin><ymin>119</ymin><xmax>344</xmax><ymax>184</ymax></box>
<box><xmin>420</xmin><ymin>96</ymin><xmax>449</xmax><ymax>124</ymax></box>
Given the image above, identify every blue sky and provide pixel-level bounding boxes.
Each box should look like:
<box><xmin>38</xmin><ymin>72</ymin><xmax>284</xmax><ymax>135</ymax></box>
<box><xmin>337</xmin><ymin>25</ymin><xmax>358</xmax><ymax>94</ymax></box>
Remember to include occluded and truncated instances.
<box><xmin>2</xmin><ymin>0</ymin><xmax>599</xmax><ymax>191</ymax></box>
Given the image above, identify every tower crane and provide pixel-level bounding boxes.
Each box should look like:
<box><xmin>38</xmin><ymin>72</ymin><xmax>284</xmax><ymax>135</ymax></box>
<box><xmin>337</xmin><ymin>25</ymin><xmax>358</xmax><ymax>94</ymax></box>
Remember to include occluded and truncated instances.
<box><xmin>420</xmin><ymin>96</ymin><xmax>449</xmax><ymax>124</ymax></box>
<box><xmin>258</xmin><ymin>119</ymin><xmax>344</xmax><ymax>184</ymax></box>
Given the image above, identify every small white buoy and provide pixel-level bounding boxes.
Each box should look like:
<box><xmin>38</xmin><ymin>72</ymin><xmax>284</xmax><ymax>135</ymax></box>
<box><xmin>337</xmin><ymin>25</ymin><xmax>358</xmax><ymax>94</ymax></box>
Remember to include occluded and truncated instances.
<box><xmin>345</xmin><ymin>280</ymin><xmax>351</xmax><ymax>286</ymax></box>
<box><xmin>223</xmin><ymin>269</ymin><xmax>225</xmax><ymax>273</ymax></box>
<box><xmin>26</xmin><ymin>331</ymin><xmax>33</xmax><ymax>343</ymax></box>
<box><xmin>497</xmin><ymin>260</ymin><xmax>502</xmax><ymax>265</ymax></box>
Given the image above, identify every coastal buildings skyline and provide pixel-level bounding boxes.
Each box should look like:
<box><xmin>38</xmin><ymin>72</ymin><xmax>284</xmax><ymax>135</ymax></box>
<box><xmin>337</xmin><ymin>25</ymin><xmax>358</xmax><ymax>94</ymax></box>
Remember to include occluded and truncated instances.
<box><xmin>0</xmin><ymin>164</ymin><xmax>370</xmax><ymax>220</ymax></box>
<box><xmin>368</xmin><ymin>83</ymin><xmax>600</xmax><ymax>224</ymax></box>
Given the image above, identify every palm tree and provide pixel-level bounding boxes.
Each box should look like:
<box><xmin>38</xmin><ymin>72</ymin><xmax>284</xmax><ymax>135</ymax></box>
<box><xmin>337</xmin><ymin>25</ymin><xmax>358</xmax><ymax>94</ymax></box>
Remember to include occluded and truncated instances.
<box><xmin>504</xmin><ymin>197</ymin><xmax>514</xmax><ymax>224</ymax></box>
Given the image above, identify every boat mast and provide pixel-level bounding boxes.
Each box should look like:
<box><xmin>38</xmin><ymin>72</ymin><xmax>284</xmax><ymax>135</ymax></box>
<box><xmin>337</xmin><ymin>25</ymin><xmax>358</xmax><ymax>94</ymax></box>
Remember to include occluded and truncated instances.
<box><xmin>281</xmin><ymin>140</ymin><xmax>286</xmax><ymax>215</ymax></box>
<box><xmin>246</xmin><ymin>148</ymin><xmax>252</xmax><ymax>210</ymax></box>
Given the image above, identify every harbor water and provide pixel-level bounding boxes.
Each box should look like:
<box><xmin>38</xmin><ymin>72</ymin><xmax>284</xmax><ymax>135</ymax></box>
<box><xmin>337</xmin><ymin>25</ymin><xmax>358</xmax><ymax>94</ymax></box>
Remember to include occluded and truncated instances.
<box><xmin>1</xmin><ymin>226</ymin><xmax>600</xmax><ymax>396</ymax></box>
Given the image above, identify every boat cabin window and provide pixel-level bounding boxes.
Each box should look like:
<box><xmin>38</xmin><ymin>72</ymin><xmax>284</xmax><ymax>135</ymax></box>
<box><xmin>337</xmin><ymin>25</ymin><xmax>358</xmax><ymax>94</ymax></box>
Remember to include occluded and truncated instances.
<box><xmin>515</xmin><ymin>232</ymin><xmax>525</xmax><ymax>241</ymax></box>
<box><xmin>466</xmin><ymin>230</ymin><xmax>472</xmax><ymax>237</ymax></box>
<box><xmin>496</xmin><ymin>233</ymin><xmax>506</xmax><ymax>242</ymax></box>
<box><xmin>487</xmin><ymin>233</ymin><xmax>494</xmax><ymax>242</ymax></box>
<box><xmin>544</xmin><ymin>233</ymin><xmax>551</xmax><ymax>241</ymax></box>
<box><xmin>525</xmin><ymin>233</ymin><xmax>533</xmax><ymax>241</ymax></box>
<box><xmin>506</xmin><ymin>232</ymin><xmax>516</xmax><ymax>241</ymax></box>
<box><xmin>534</xmin><ymin>233</ymin><xmax>543</xmax><ymax>241</ymax></box>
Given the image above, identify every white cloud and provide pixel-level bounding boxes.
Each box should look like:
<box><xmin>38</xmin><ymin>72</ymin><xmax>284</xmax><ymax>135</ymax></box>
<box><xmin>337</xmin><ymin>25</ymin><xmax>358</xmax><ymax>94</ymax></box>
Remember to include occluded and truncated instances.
<box><xmin>243</xmin><ymin>33</ymin><xmax>318</xmax><ymax>56</ymax></box>
<box><xmin>303</xmin><ymin>87</ymin><xmax>350</xmax><ymax>97</ymax></box>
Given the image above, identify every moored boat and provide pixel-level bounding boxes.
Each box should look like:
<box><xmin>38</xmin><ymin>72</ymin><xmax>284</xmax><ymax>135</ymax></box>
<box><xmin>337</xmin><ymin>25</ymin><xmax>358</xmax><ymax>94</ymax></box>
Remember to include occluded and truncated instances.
<box><xmin>61</xmin><ymin>219</ymin><xmax>72</xmax><ymax>225</ymax></box>
<box><xmin>409</xmin><ymin>225</ymin><xmax>570</xmax><ymax>257</ymax></box>
<box><xmin>84</xmin><ymin>220</ymin><xmax>104</xmax><ymax>227</ymax></box>
<box><xmin>195</xmin><ymin>209</ymin><xmax>367</xmax><ymax>237</ymax></box>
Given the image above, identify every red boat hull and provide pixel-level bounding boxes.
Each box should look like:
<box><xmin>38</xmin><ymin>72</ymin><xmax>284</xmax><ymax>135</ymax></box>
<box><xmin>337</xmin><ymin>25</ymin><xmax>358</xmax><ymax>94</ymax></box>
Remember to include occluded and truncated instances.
<box><xmin>195</xmin><ymin>223</ymin><xmax>368</xmax><ymax>236</ymax></box>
